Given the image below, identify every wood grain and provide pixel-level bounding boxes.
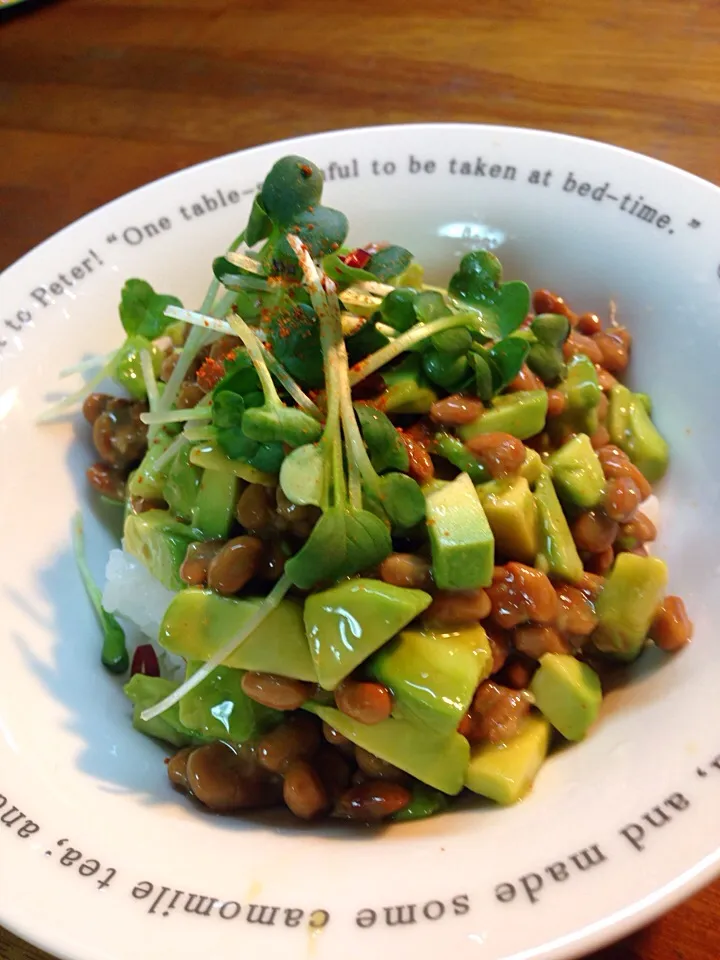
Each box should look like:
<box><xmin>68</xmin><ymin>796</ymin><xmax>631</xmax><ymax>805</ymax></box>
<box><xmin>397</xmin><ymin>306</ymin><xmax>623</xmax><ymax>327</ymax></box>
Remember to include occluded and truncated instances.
<box><xmin>1</xmin><ymin>0</ymin><xmax>719</xmax><ymax>956</ymax></box>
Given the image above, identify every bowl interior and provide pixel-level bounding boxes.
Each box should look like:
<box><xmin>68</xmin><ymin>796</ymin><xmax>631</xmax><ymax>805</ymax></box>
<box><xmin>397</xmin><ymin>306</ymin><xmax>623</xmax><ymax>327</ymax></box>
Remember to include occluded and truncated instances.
<box><xmin>1</xmin><ymin>125</ymin><xmax>719</xmax><ymax>960</ymax></box>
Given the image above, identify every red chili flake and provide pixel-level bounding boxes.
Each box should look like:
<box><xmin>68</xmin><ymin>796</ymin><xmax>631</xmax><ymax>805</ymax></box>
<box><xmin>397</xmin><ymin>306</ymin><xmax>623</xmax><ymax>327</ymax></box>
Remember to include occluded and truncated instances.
<box><xmin>341</xmin><ymin>248</ymin><xmax>372</xmax><ymax>270</ymax></box>
<box><xmin>196</xmin><ymin>356</ymin><xmax>225</xmax><ymax>392</ymax></box>
<box><xmin>131</xmin><ymin>644</ymin><xmax>160</xmax><ymax>678</ymax></box>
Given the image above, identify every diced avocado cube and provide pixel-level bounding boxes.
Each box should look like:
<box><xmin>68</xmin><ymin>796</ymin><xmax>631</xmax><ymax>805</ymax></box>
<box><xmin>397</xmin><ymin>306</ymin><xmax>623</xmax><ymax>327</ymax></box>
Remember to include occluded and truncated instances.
<box><xmin>179</xmin><ymin>661</ymin><xmax>282</xmax><ymax>742</ymax></box>
<box><xmin>380</xmin><ymin>354</ymin><xmax>437</xmax><ymax>413</ymax></box>
<box><xmin>547</xmin><ymin>434</ymin><xmax>605</xmax><ymax>509</ymax></box>
<box><xmin>608</xmin><ymin>384</ymin><xmax>669</xmax><ymax>483</ymax></box>
<box><xmin>559</xmin><ymin>354</ymin><xmax>601</xmax><ymax>434</ymax></box>
<box><xmin>124</xmin><ymin>509</ymin><xmax>199</xmax><ymax>591</ymax></box>
<box><xmin>160</xmin><ymin>587</ymin><xmax>317</xmax><ymax>681</ymax></box>
<box><xmin>304</xmin><ymin>579</ymin><xmax>431</xmax><ymax>690</ymax></box>
<box><xmin>191</xmin><ymin>468</ymin><xmax>237</xmax><ymax>540</ymax></box>
<box><xmin>426</xmin><ymin>472</ymin><xmax>494</xmax><ymax>589</ymax></box>
<box><xmin>458</xmin><ymin>389</ymin><xmax>549</xmax><ymax>442</ymax></box>
<box><xmin>534</xmin><ymin>468</ymin><xmax>584</xmax><ymax>583</ymax></box>
<box><xmin>593</xmin><ymin>553</ymin><xmax>668</xmax><ymax>661</ymax></box>
<box><xmin>371</xmin><ymin>624</ymin><xmax>493</xmax><ymax>737</ymax></box>
<box><xmin>477</xmin><ymin>477</ymin><xmax>538</xmax><ymax>562</ymax></box>
<box><xmin>530</xmin><ymin>653</ymin><xmax>601</xmax><ymax>741</ymax></box>
<box><xmin>305</xmin><ymin>704</ymin><xmax>469</xmax><ymax>795</ymax></box>
<box><xmin>392</xmin><ymin>783</ymin><xmax>449</xmax><ymax>821</ymax></box>
<box><xmin>124</xmin><ymin>674</ymin><xmax>203</xmax><ymax>748</ymax></box>
<box><xmin>465</xmin><ymin>714</ymin><xmax>551</xmax><ymax>804</ymax></box>
<box><xmin>128</xmin><ymin>427</ymin><xmax>178</xmax><ymax>500</ymax></box>
<box><xmin>163</xmin><ymin>443</ymin><xmax>202</xmax><ymax>522</ymax></box>
<box><xmin>519</xmin><ymin>447</ymin><xmax>543</xmax><ymax>486</ymax></box>
<box><xmin>190</xmin><ymin>441</ymin><xmax>277</xmax><ymax>486</ymax></box>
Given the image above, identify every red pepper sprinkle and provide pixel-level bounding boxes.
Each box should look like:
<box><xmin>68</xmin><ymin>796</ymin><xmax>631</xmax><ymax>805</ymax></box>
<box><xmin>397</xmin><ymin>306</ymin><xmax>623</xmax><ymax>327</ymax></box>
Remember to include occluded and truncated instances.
<box><xmin>341</xmin><ymin>248</ymin><xmax>372</xmax><ymax>270</ymax></box>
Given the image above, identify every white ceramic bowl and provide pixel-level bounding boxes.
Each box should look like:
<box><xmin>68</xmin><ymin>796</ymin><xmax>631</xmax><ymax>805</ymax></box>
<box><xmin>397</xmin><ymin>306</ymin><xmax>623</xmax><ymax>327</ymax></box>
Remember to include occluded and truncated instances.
<box><xmin>1</xmin><ymin>124</ymin><xmax>719</xmax><ymax>960</ymax></box>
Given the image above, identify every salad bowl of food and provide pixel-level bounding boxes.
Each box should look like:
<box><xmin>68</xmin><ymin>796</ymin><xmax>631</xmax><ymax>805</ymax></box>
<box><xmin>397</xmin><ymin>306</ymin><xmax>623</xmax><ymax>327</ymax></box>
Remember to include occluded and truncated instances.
<box><xmin>0</xmin><ymin>123</ymin><xmax>717</xmax><ymax>960</ymax></box>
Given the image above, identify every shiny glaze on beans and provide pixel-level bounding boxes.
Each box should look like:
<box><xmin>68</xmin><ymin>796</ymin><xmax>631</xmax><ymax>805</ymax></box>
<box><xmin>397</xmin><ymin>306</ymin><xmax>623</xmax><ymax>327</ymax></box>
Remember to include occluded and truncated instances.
<box><xmin>236</xmin><ymin>483</ymin><xmax>275</xmax><ymax>533</ymax></box>
<box><xmin>593</xmin><ymin>330</ymin><xmax>629</xmax><ymax>373</ymax></box>
<box><xmin>514</xmin><ymin>624</ymin><xmax>570</xmax><ymax>659</ymax></box>
<box><xmin>597</xmin><ymin>445</ymin><xmax>652</xmax><ymax>499</ymax></box>
<box><xmin>91</xmin><ymin>399</ymin><xmax>148</xmax><ymax>468</ymax></box>
<box><xmin>185</xmin><ymin>742</ymin><xmax>281</xmax><ymax>812</ymax></box>
<box><xmin>649</xmin><ymin>597</ymin><xmax>693</xmax><ymax>651</ymax></box>
<box><xmin>617</xmin><ymin>512</ymin><xmax>657</xmax><ymax>550</ymax></box>
<box><xmin>180</xmin><ymin>540</ymin><xmax>223</xmax><ymax>586</ymax></box>
<box><xmin>533</xmin><ymin>289</ymin><xmax>572</xmax><ymax>318</ymax></box>
<box><xmin>241</xmin><ymin>672</ymin><xmax>314</xmax><ymax>710</ymax></box>
<box><xmin>555</xmin><ymin>585</ymin><xmax>598</xmax><ymax>636</ymax></box>
<box><xmin>487</xmin><ymin>563</ymin><xmax>558</xmax><ymax>629</ymax></box>
<box><xmin>335</xmin><ymin>680</ymin><xmax>393</xmax><ymax>725</ymax></box>
<box><xmin>576</xmin><ymin>312</ymin><xmax>602</xmax><ymax>336</ymax></box>
<box><xmin>466</xmin><ymin>681</ymin><xmax>532</xmax><ymax>744</ymax></box>
<box><xmin>257</xmin><ymin>714</ymin><xmax>320</xmax><ymax>773</ymax></box>
<box><xmin>571</xmin><ymin>510</ymin><xmax>619</xmax><ymax>553</ymax></box>
<box><xmin>603</xmin><ymin>476</ymin><xmax>641</xmax><ymax>523</ymax></box>
<box><xmin>282</xmin><ymin>761</ymin><xmax>328</xmax><ymax>819</ymax></box>
<box><xmin>508</xmin><ymin>364</ymin><xmax>544</xmax><ymax>392</ymax></box>
<box><xmin>400</xmin><ymin>433</ymin><xmax>435</xmax><ymax>484</ymax></box>
<box><xmin>87</xmin><ymin>462</ymin><xmax>127</xmax><ymax>501</ymax></box>
<box><xmin>207</xmin><ymin>536</ymin><xmax>264</xmax><ymax>594</ymax></box>
<box><xmin>322</xmin><ymin>722</ymin><xmax>355</xmax><ymax>757</ymax></box>
<box><xmin>423</xmin><ymin>587</ymin><xmax>491</xmax><ymax>625</ymax></box>
<box><xmin>379</xmin><ymin>553</ymin><xmax>433</xmax><ymax>590</ymax></box>
<box><xmin>466</xmin><ymin>432</ymin><xmax>526</xmax><ymax>479</ymax></box>
<box><xmin>335</xmin><ymin>781</ymin><xmax>411</xmax><ymax>821</ymax></box>
<box><xmin>430</xmin><ymin>394</ymin><xmax>484</xmax><ymax>426</ymax></box>
<box><xmin>563</xmin><ymin>331</ymin><xmax>603</xmax><ymax>365</ymax></box>
<box><xmin>355</xmin><ymin>747</ymin><xmax>408</xmax><ymax>783</ymax></box>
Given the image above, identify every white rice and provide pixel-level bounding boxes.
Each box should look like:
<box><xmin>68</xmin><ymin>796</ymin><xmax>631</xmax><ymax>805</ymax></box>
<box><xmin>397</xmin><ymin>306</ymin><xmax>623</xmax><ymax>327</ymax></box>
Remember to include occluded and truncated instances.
<box><xmin>102</xmin><ymin>549</ymin><xmax>185</xmax><ymax>679</ymax></box>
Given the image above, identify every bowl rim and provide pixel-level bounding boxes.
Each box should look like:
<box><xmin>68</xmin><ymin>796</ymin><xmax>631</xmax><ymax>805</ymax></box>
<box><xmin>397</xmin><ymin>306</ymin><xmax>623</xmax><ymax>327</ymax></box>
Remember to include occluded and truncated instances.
<box><xmin>2</xmin><ymin>121</ymin><xmax>719</xmax><ymax>960</ymax></box>
<box><xmin>3</xmin><ymin>121</ymin><xmax>719</xmax><ymax>282</ymax></box>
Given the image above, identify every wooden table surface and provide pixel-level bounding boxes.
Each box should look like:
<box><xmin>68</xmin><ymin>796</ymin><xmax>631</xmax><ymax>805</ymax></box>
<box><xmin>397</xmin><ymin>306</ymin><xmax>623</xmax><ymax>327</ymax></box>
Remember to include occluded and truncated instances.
<box><xmin>1</xmin><ymin>0</ymin><xmax>719</xmax><ymax>957</ymax></box>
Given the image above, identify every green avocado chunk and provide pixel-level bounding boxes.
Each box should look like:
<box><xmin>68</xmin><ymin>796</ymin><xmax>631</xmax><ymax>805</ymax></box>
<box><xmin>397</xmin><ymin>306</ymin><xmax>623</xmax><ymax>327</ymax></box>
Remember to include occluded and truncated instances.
<box><xmin>607</xmin><ymin>384</ymin><xmax>669</xmax><ymax>482</ymax></box>
<box><xmin>380</xmin><ymin>355</ymin><xmax>438</xmax><ymax>413</ymax></box>
<box><xmin>534</xmin><ymin>468</ymin><xmax>584</xmax><ymax>583</ymax></box>
<box><xmin>458</xmin><ymin>389</ymin><xmax>549</xmax><ymax>442</ymax></box>
<box><xmin>160</xmin><ymin>587</ymin><xmax>317</xmax><ymax>681</ymax></box>
<box><xmin>305</xmin><ymin>704</ymin><xmax>470</xmax><ymax>795</ymax></box>
<box><xmin>477</xmin><ymin>477</ymin><xmax>538</xmax><ymax>563</ymax></box>
<box><xmin>124</xmin><ymin>674</ymin><xmax>204</xmax><ymax>748</ymax></box>
<box><xmin>426</xmin><ymin>472</ymin><xmax>495</xmax><ymax>589</ymax></box>
<box><xmin>465</xmin><ymin>714</ymin><xmax>551</xmax><ymax>804</ymax></box>
<box><xmin>124</xmin><ymin>510</ymin><xmax>199</xmax><ymax>591</ymax></box>
<box><xmin>370</xmin><ymin>624</ymin><xmax>493</xmax><ymax>737</ymax></box>
<box><xmin>127</xmin><ymin>427</ymin><xmax>177</xmax><ymax>500</ymax></box>
<box><xmin>593</xmin><ymin>553</ymin><xmax>668</xmax><ymax>661</ymax></box>
<box><xmin>519</xmin><ymin>447</ymin><xmax>543</xmax><ymax>486</ymax></box>
<box><xmin>303</xmin><ymin>579</ymin><xmax>431</xmax><ymax>691</ymax></box>
<box><xmin>163</xmin><ymin>443</ymin><xmax>202</xmax><ymax>522</ymax></box>
<box><xmin>179</xmin><ymin>661</ymin><xmax>282</xmax><ymax>742</ymax></box>
<box><xmin>547</xmin><ymin>433</ymin><xmax>605</xmax><ymax>509</ymax></box>
<box><xmin>191</xmin><ymin>468</ymin><xmax>237</xmax><ymax>540</ymax></box>
<box><xmin>530</xmin><ymin>653</ymin><xmax>602</xmax><ymax>741</ymax></box>
<box><xmin>556</xmin><ymin>354</ymin><xmax>601</xmax><ymax>435</ymax></box>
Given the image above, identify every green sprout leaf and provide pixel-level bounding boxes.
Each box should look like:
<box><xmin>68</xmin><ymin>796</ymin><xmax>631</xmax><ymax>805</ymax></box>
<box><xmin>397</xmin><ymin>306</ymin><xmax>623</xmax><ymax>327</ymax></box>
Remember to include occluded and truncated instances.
<box><xmin>448</xmin><ymin>250</ymin><xmax>530</xmax><ymax>339</ymax></box>
<box><xmin>367</xmin><ymin>245</ymin><xmax>413</xmax><ymax>282</ymax></box>
<box><xmin>260</xmin><ymin>156</ymin><xmax>324</xmax><ymax>225</ymax></box>
<box><xmin>119</xmin><ymin>279</ymin><xmax>182</xmax><ymax>340</ymax></box>
<box><xmin>354</xmin><ymin>403</ymin><xmax>409</xmax><ymax>474</ymax></box>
